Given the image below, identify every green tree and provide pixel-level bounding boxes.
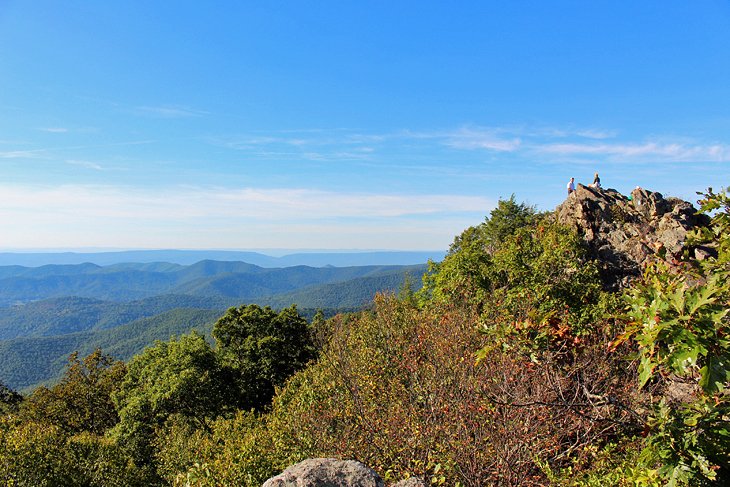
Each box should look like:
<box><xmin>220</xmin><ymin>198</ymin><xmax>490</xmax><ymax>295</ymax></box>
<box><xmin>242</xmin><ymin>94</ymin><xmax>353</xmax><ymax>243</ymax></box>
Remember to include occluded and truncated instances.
<box><xmin>22</xmin><ymin>349</ymin><xmax>126</xmax><ymax>435</ymax></box>
<box><xmin>0</xmin><ymin>381</ymin><xmax>22</xmax><ymax>414</ymax></box>
<box><xmin>480</xmin><ymin>194</ymin><xmax>537</xmax><ymax>253</ymax></box>
<box><xmin>213</xmin><ymin>304</ymin><xmax>316</xmax><ymax>411</ymax></box>
<box><xmin>112</xmin><ymin>332</ymin><xmax>228</xmax><ymax>471</ymax></box>
<box><xmin>420</xmin><ymin>196</ymin><xmax>537</xmax><ymax>306</ymax></box>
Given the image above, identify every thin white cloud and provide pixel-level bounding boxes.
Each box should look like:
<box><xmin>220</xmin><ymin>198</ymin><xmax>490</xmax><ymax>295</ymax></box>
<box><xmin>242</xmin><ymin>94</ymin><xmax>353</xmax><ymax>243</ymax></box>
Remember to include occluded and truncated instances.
<box><xmin>573</xmin><ymin>129</ymin><xmax>617</xmax><ymax>140</ymax></box>
<box><xmin>520</xmin><ymin>126</ymin><xmax>618</xmax><ymax>140</ymax></box>
<box><xmin>135</xmin><ymin>105</ymin><xmax>208</xmax><ymax>118</ymax></box>
<box><xmin>0</xmin><ymin>149</ymin><xmax>46</xmax><ymax>159</ymax></box>
<box><xmin>441</xmin><ymin>127</ymin><xmax>521</xmax><ymax>152</ymax></box>
<box><xmin>537</xmin><ymin>141</ymin><xmax>730</xmax><ymax>162</ymax></box>
<box><xmin>0</xmin><ymin>140</ymin><xmax>155</xmax><ymax>161</ymax></box>
<box><xmin>65</xmin><ymin>160</ymin><xmax>104</xmax><ymax>170</ymax></box>
<box><xmin>39</xmin><ymin>127</ymin><xmax>69</xmax><ymax>133</ymax></box>
<box><xmin>208</xmin><ymin>125</ymin><xmax>730</xmax><ymax>165</ymax></box>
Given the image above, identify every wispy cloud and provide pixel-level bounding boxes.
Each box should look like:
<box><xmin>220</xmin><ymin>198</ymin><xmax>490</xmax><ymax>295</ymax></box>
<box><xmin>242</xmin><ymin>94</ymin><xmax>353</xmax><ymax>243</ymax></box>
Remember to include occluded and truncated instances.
<box><xmin>39</xmin><ymin>127</ymin><xmax>69</xmax><ymax>133</ymax></box>
<box><xmin>0</xmin><ymin>140</ymin><xmax>155</xmax><ymax>161</ymax></box>
<box><xmin>439</xmin><ymin>127</ymin><xmax>521</xmax><ymax>152</ymax></box>
<box><xmin>207</xmin><ymin>125</ymin><xmax>730</xmax><ymax>167</ymax></box>
<box><xmin>536</xmin><ymin>141</ymin><xmax>730</xmax><ymax>162</ymax></box>
<box><xmin>573</xmin><ymin>129</ymin><xmax>617</xmax><ymax>140</ymax></box>
<box><xmin>65</xmin><ymin>160</ymin><xmax>104</xmax><ymax>170</ymax></box>
<box><xmin>0</xmin><ymin>149</ymin><xmax>46</xmax><ymax>159</ymax></box>
<box><xmin>135</xmin><ymin>105</ymin><xmax>208</xmax><ymax>118</ymax></box>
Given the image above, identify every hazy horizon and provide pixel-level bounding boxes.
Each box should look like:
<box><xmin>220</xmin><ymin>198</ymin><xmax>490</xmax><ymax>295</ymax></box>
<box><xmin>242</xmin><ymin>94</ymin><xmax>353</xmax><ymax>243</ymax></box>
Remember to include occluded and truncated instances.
<box><xmin>0</xmin><ymin>247</ymin><xmax>446</xmax><ymax>254</ymax></box>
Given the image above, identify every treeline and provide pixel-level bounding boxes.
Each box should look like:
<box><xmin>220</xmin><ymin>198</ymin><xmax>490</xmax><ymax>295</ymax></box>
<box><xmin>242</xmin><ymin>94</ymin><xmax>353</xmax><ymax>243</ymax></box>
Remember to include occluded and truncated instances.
<box><xmin>1</xmin><ymin>190</ymin><xmax>728</xmax><ymax>486</ymax></box>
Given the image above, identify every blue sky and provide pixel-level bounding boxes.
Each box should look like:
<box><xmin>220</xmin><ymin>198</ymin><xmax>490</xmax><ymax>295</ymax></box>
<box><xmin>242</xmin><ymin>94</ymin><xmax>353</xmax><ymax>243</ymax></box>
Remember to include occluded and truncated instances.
<box><xmin>1</xmin><ymin>1</ymin><xmax>729</xmax><ymax>251</ymax></box>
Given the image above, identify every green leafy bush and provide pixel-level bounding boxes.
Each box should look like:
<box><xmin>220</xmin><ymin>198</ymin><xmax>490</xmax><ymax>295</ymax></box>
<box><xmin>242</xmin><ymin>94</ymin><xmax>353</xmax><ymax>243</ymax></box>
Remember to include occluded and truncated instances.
<box><xmin>618</xmin><ymin>188</ymin><xmax>730</xmax><ymax>485</ymax></box>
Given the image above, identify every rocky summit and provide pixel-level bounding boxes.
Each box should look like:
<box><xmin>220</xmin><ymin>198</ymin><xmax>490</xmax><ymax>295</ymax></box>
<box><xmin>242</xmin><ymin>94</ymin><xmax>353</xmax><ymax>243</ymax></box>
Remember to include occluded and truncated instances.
<box><xmin>555</xmin><ymin>184</ymin><xmax>710</xmax><ymax>290</ymax></box>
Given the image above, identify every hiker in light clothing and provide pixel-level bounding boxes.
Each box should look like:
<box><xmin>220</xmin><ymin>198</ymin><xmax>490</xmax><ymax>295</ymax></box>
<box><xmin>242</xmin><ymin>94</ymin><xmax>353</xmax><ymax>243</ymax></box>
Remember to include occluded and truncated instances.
<box><xmin>567</xmin><ymin>177</ymin><xmax>576</xmax><ymax>195</ymax></box>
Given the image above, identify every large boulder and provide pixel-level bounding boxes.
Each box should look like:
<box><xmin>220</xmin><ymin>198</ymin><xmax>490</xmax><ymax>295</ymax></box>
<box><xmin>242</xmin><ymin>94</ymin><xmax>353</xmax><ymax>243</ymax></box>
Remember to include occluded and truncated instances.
<box><xmin>262</xmin><ymin>458</ymin><xmax>385</xmax><ymax>487</ymax></box>
<box><xmin>555</xmin><ymin>185</ymin><xmax>708</xmax><ymax>289</ymax></box>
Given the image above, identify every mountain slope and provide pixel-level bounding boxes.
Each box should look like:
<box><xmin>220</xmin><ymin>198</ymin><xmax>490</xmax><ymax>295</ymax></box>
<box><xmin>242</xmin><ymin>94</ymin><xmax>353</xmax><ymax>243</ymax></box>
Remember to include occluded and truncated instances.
<box><xmin>0</xmin><ymin>308</ymin><xmax>223</xmax><ymax>392</ymax></box>
<box><xmin>0</xmin><ymin>294</ymin><xmax>234</xmax><ymax>340</ymax></box>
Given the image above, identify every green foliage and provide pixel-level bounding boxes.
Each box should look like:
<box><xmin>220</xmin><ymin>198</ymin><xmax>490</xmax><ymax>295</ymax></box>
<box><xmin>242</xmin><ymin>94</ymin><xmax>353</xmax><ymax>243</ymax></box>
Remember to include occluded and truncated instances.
<box><xmin>213</xmin><ymin>304</ymin><xmax>316</xmax><ymax>411</ymax></box>
<box><xmin>420</xmin><ymin>196</ymin><xmax>536</xmax><ymax>305</ymax></box>
<box><xmin>690</xmin><ymin>187</ymin><xmax>730</xmax><ymax>270</ymax></box>
<box><xmin>480</xmin><ymin>194</ymin><xmax>538</xmax><ymax>252</ymax></box>
<box><xmin>112</xmin><ymin>332</ymin><xmax>228</xmax><ymax>470</ymax></box>
<box><xmin>619</xmin><ymin>188</ymin><xmax>730</xmax><ymax>485</ymax></box>
<box><xmin>425</xmin><ymin>204</ymin><xmax>607</xmax><ymax>360</ymax></box>
<box><xmin>540</xmin><ymin>441</ymin><xmax>661</xmax><ymax>487</ymax></box>
<box><xmin>0</xmin><ymin>307</ymin><xmax>222</xmax><ymax>392</ymax></box>
<box><xmin>0</xmin><ymin>418</ymin><xmax>73</xmax><ymax>486</ymax></box>
<box><xmin>623</xmin><ymin>263</ymin><xmax>729</xmax><ymax>393</ymax></box>
<box><xmin>0</xmin><ymin>382</ymin><xmax>22</xmax><ymax>413</ymax></box>
<box><xmin>486</xmin><ymin>221</ymin><xmax>605</xmax><ymax>333</ymax></box>
<box><xmin>169</xmin><ymin>411</ymin><xmax>283</xmax><ymax>487</ymax></box>
<box><xmin>152</xmin><ymin>416</ymin><xmax>216</xmax><ymax>485</ymax></box>
<box><xmin>422</xmin><ymin>195</ymin><xmax>606</xmax><ymax>350</ymax></box>
<box><xmin>22</xmin><ymin>349</ymin><xmax>126</xmax><ymax>434</ymax></box>
<box><xmin>0</xmin><ymin>416</ymin><xmax>147</xmax><ymax>486</ymax></box>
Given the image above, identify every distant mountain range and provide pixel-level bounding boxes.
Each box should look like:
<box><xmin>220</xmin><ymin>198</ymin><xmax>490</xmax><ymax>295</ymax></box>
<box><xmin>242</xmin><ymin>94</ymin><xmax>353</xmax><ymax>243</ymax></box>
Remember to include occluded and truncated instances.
<box><xmin>0</xmin><ymin>260</ymin><xmax>427</xmax><ymax>307</ymax></box>
<box><xmin>0</xmin><ymin>258</ymin><xmax>430</xmax><ymax>391</ymax></box>
<box><xmin>0</xmin><ymin>249</ymin><xmax>445</xmax><ymax>267</ymax></box>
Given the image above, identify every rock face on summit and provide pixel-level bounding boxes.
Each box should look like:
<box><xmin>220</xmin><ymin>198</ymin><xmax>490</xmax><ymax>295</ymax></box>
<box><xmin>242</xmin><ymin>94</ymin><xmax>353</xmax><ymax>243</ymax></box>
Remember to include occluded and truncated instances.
<box><xmin>556</xmin><ymin>185</ymin><xmax>709</xmax><ymax>290</ymax></box>
<box><xmin>262</xmin><ymin>458</ymin><xmax>385</xmax><ymax>487</ymax></box>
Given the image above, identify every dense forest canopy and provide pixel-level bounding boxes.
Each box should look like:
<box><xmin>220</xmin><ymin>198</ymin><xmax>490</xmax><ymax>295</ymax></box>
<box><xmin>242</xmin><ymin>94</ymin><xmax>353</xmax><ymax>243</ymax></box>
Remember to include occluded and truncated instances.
<box><xmin>0</xmin><ymin>188</ymin><xmax>728</xmax><ymax>486</ymax></box>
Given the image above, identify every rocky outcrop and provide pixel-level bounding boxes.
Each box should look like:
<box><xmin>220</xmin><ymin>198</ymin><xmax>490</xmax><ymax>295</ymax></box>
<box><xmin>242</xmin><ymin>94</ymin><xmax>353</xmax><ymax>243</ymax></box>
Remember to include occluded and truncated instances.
<box><xmin>262</xmin><ymin>458</ymin><xmax>384</xmax><ymax>487</ymax></box>
<box><xmin>555</xmin><ymin>185</ymin><xmax>709</xmax><ymax>289</ymax></box>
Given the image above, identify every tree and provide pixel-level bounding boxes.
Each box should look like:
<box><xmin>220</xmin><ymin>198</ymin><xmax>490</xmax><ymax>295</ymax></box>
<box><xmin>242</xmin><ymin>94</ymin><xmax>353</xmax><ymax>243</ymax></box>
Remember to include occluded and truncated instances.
<box><xmin>213</xmin><ymin>304</ymin><xmax>316</xmax><ymax>411</ymax></box>
<box><xmin>111</xmin><ymin>332</ymin><xmax>228</xmax><ymax>471</ymax></box>
<box><xmin>22</xmin><ymin>349</ymin><xmax>126</xmax><ymax>434</ymax></box>
<box><xmin>0</xmin><ymin>381</ymin><xmax>22</xmax><ymax>414</ymax></box>
<box><xmin>420</xmin><ymin>196</ymin><xmax>538</xmax><ymax>306</ymax></box>
<box><xmin>480</xmin><ymin>194</ymin><xmax>537</xmax><ymax>254</ymax></box>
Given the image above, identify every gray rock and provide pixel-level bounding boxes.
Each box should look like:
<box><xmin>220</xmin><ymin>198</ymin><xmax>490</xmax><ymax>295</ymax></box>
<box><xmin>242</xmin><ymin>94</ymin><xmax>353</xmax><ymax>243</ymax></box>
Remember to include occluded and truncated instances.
<box><xmin>556</xmin><ymin>185</ymin><xmax>708</xmax><ymax>290</ymax></box>
<box><xmin>262</xmin><ymin>458</ymin><xmax>384</xmax><ymax>487</ymax></box>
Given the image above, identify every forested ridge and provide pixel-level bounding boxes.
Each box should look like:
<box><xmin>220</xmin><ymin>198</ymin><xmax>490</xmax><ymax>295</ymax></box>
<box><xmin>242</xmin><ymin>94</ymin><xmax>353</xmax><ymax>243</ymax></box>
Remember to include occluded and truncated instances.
<box><xmin>1</xmin><ymin>188</ymin><xmax>728</xmax><ymax>486</ymax></box>
<box><xmin>0</xmin><ymin>264</ymin><xmax>421</xmax><ymax>392</ymax></box>
<box><xmin>0</xmin><ymin>261</ymin><xmax>426</xmax><ymax>306</ymax></box>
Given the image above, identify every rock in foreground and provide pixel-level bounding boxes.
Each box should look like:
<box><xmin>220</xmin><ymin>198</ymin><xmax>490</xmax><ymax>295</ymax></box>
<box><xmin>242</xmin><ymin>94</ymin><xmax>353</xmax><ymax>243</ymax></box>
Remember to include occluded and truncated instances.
<box><xmin>262</xmin><ymin>458</ymin><xmax>384</xmax><ymax>487</ymax></box>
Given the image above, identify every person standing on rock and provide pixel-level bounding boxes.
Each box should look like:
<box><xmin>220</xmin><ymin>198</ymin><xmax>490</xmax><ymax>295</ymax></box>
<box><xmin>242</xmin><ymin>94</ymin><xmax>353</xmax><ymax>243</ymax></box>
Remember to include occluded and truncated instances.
<box><xmin>567</xmin><ymin>177</ymin><xmax>576</xmax><ymax>195</ymax></box>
